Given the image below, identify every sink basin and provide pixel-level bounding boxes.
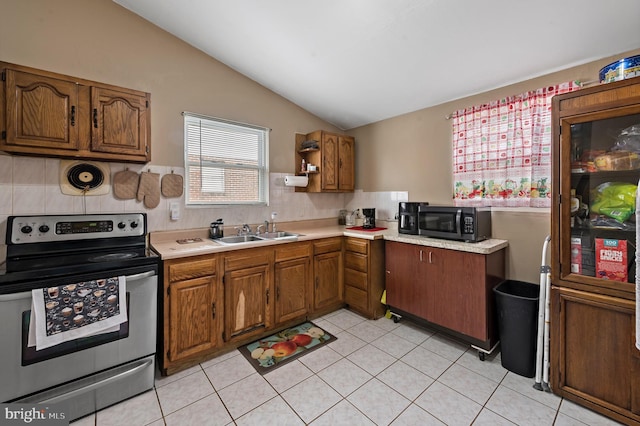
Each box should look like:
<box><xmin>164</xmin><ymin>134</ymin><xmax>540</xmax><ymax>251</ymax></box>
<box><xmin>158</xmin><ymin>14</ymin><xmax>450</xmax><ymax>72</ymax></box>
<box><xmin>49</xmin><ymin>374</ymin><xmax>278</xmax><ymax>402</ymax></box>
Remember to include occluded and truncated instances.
<box><xmin>258</xmin><ymin>231</ymin><xmax>301</xmax><ymax>240</ymax></box>
<box><xmin>215</xmin><ymin>235</ymin><xmax>265</xmax><ymax>245</ymax></box>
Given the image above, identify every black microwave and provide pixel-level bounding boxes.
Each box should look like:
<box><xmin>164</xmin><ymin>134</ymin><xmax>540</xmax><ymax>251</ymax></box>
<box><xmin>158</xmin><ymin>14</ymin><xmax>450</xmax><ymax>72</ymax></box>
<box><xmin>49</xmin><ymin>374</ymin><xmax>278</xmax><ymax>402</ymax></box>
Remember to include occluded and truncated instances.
<box><xmin>417</xmin><ymin>205</ymin><xmax>491</xmax><ymax>242</ymax></box>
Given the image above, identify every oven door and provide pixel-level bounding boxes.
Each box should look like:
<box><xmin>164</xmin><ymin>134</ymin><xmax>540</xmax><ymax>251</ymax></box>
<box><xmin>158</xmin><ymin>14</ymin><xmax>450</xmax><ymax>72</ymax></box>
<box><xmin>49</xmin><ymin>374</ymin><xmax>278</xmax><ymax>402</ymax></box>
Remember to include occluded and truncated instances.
<box><xmin>418</xmin><ymin>208</ymin><xmax>463</xmax><ymax>240</ymax></box>
<box><xmin>0</xmin><ymin>268</ymin><xmax>157</xmax><ymax>404</ymax></box>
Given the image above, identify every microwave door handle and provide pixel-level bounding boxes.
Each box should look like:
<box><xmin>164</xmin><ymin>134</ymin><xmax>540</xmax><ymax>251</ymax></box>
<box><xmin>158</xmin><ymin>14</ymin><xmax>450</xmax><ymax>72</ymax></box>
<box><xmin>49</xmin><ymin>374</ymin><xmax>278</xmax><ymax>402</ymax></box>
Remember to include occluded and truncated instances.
<box><xmin>455</xmin><ymin>210</ymin><xmax>463</xmax><ymax>238</ymax></box>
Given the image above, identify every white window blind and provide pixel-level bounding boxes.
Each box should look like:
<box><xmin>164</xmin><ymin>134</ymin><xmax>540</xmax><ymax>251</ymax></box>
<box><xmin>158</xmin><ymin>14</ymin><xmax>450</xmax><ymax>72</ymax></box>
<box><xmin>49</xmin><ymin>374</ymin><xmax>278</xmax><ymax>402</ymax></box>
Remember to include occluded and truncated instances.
<box><xmin>183</xmin><ymin>112</ymin><xmax>269</xmax><ymax>205</ymax></box>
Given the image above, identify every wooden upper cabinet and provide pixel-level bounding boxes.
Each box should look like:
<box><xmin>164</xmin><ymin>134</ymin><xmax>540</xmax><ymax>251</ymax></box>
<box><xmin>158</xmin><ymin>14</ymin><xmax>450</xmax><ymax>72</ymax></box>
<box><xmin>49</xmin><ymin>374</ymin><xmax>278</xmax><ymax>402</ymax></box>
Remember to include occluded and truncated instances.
<box><xmin>5</xmin><ymin>70</ymin><xmax>80</xmax><ymax>150</ymax></box>
<box><xmin>321</xmin><ymin>133</ymin><xmax>338</xmax><ymax>190</ymax></box>
<box><xmin>338</xmin><ymin>135</ymin><xmax>354</xmax><ymax>191</ymax></box>
<box><xmin>295</xmin><ymin>130</ymin><xmax>355</xmax><ymax>193</ymax></box>
<box><xmin>90</xmin><ymin>86</ymin><xmax>149</xmax><ymax>159</ymax></box>
<box><xmin>0</xmin><ymin>61</ymin><xmax>151</xmax><ymax>163</ymax></box>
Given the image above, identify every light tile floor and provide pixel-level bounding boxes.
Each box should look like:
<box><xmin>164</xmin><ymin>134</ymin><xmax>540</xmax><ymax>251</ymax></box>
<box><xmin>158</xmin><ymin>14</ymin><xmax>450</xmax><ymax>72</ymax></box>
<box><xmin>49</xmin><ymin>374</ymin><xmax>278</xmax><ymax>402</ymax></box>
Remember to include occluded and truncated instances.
<box><xmin>71</xmin><ymin>309</ymin><xmax>624</xmax><ymax>425</ymax></box>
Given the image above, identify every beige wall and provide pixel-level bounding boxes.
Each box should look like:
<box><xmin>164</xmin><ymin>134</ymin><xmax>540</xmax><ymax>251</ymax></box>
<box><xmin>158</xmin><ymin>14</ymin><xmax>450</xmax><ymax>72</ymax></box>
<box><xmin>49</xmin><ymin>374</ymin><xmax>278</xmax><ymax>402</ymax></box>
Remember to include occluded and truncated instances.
<box><xmin>1</xmin><ymin>0</ymin><xmax>341</xmax><ymax>171</ymax></box>
<box><xmin>349</xmin><ymin>47</ymin><xmax>640</xmax><ymax>283</ymax></box>
<box><xmin>3</xmin><ymin>0</ymin><xmax>639</xmax><ymax>283</ymax></box>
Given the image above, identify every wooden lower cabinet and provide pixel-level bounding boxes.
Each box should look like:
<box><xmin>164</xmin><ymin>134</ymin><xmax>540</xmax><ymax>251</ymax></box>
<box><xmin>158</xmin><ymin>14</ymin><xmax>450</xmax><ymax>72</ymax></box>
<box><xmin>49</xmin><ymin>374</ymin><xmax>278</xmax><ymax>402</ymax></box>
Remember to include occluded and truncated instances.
<box><xmin>274</xmin><ymin>242</ymin><xmax>312</xmax><ymax>324</ymax></box>
<box><xmin>385</xmin><ymin>242</ymin><xmax>428</xmax><ymax>318</ymax></box>
<box><xmin>551</xmin><ymin>287</ymin><xmax>640</xmax><ymax>425</ymax></box>
<box><xmin>344</xmin><ymin>237</ymin><xmax>385</xmax><ymax>319</ymax></box>
<box><xmin>223</xmin><ymin>248</ymin><xmax>273</xmax><ymax>342</ymax></box>
<box><xmin>312</xmin><ymin>238</ymin><xmax>344</xmax><ymax>314</ymax></box>
<box><xmin>161</xmin><ymin>255</ymin><xmax>220</xmax><ymax>375</ymax></box>
<box><xmin>385</xmin><ymin>241</ymin><xmax>504</xmax><ymax>350</ymax></box>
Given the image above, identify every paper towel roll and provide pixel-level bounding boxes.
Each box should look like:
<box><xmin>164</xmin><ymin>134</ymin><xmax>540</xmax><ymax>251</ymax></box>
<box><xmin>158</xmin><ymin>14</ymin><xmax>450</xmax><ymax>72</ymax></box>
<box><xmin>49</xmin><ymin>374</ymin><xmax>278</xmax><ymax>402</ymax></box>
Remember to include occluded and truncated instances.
<box><xmin>284</xmin><ymin>175</ymin><xmax>309</xmax><ymax>187</ymax></box>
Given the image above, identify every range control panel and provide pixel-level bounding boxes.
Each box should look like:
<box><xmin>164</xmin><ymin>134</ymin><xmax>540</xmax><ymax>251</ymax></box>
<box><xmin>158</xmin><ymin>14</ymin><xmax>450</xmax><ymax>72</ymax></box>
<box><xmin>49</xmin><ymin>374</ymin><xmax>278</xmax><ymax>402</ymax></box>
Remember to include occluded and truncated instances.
<box><xmin>7</xmin><ymin>213</ymin><xmax>146</xmax><ymax>244</ymax></box>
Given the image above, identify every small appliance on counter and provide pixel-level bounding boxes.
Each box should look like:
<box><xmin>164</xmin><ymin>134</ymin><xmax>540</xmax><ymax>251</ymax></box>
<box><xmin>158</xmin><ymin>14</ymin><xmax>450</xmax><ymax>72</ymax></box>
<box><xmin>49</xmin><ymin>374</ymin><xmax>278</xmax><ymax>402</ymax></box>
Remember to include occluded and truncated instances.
<box><xmin>398</xmin><ymin>202</ymin><xmax>428</xmax><ymax>235</ymax></box>
<box><xmin>345</xmin><ymin>209</ymin><xmax>359</xmax><ymax>226</ymax></box>
<box><xmin>418</xmin><ymin>205</ymin><xmax>491</xmax><ymax>242</ymax></box>
<box><xmin>362</xmin><ymin>208</ymin><xmax>376</xmax><ymax>229</ymax></box>
<box><xmin>210</xmin><ymin>218</ymin><xmax>224</xmax><ymax>239</ymax></box>
<box><xmin>338</xmin><ymin>209</ymin><xmax>347</xmax><ymax>225</ymax></box>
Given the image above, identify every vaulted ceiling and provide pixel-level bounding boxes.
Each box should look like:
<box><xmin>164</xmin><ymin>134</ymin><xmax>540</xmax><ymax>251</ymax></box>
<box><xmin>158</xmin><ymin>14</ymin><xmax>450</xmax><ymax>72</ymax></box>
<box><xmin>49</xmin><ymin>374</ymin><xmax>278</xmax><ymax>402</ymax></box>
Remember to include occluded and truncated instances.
<box><xmin>114</xmin><ymin>0</ymin><xmax>640</xmax><ymax>130</ymax></box>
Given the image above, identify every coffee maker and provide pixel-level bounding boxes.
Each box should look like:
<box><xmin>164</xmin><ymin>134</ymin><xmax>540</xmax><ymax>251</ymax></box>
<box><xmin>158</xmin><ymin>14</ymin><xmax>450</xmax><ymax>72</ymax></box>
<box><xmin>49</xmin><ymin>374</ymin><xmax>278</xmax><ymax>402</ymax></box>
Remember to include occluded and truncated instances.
<box><xmin>362</xmin><ymin>208</ymin><xmax>376</xmax><ymax>229</ymax></box>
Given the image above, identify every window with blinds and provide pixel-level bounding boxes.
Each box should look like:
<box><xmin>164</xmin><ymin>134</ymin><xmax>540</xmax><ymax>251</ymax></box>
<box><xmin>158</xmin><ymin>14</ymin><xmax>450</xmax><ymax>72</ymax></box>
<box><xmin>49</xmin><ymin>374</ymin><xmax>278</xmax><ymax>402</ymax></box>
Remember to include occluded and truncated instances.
<box><xmin>183</xmin><ymin>113</ymin><xmax>269</xmax><ymax>205</ymax></box>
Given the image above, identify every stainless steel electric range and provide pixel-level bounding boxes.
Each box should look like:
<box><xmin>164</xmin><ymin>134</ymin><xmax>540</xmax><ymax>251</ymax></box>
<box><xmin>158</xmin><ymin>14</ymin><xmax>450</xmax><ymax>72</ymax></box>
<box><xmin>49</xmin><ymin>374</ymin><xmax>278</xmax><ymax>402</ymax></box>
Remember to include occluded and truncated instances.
<box><xmin>0</xmin><ymin>213</ymin><xmax>159</xmax><ymax>421</ymax></box>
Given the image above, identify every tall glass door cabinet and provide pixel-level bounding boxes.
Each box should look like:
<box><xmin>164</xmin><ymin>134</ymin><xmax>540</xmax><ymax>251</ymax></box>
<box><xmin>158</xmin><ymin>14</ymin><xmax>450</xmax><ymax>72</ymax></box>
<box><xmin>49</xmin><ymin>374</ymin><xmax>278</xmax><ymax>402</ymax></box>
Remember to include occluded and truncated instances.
<box><xmin>551</xmin><ymin>76</ymin><xmax>640</xmax><ymax>426</ymax></box>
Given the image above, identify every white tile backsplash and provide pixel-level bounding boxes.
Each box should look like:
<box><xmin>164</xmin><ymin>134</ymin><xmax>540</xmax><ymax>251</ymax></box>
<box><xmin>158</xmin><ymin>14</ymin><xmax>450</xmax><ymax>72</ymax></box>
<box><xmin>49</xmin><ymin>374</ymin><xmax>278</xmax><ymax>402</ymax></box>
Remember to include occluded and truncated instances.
<box><xmin>0</xmin><ymin>158</ymin><xmax>408</xmax><ymax>260</ymax></box>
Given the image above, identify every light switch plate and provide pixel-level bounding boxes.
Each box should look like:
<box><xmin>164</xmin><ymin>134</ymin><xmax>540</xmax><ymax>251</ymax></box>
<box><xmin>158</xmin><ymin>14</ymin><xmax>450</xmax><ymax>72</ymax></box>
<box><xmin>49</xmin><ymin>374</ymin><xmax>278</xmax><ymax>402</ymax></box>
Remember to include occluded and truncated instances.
<box><xmin>170</xmin><ymin>202</ymin><xmax>180</xmax><ymax>220</ymax></box>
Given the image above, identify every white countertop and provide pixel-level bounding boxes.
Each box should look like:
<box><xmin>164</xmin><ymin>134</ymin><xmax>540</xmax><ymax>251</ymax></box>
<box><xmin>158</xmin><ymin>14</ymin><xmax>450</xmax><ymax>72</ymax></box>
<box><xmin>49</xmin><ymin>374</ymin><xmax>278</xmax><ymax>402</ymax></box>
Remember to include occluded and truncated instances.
<box><xmin>151</xmin><ymin>219</ymin><xmax>508</xmax><ymax>260</ymax></box>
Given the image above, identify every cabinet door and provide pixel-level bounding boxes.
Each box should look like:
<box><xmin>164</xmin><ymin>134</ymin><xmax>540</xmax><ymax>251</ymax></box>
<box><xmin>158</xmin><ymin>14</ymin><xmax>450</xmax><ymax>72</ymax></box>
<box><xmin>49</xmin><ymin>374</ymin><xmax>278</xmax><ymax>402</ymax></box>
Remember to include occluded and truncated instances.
<box><xmin>168</xmin><ymin>276</ymin><xmax>217</xmax><ymax>361</ymax></box>
<box><xmin>275</xmin><ymin>257</ymin><xmax>310</xmax><ymax>324</ymax></box>
<box><xmin>313</xmin><ymin>250</ymin><xmax>343</xmax><ymax>310</ymax></box>
<box><xmin>90</xmin><ymin>86</ymin><xmax>150</xmax><ymax>161</ymax></box>
<box><xmin>338</xmin><ymin>135</ymin><xmax>355</xmax><ymax>191</ymax></box>
<box><xmin>427</xmin><ymin>247</ymin><xmax>488</xmax><ymax>340</ymax></box>
<box><xmin>385</xmin><ymin>241</ymin><xmax>428</xmax><ymax>318</ymax></box>
<box><xmin>224</xmin><ymin>264</ymin><xmax>271</xmax><ymax>339</ymax></box>
<box><xmin>321</xmin><ymin>133</ymin><xmax>338</xmax><ymax>190</ymax></box>
<box><xmin>551</xmin><ymin>287</ymin><xmax>640</xmax><ymax>422</ymax></box>
<box><xmin>552</xmin><ymin>81</ymin><xmax>640</xmax><ymax>298</ymax></box>
<box><xmin>4</xmin><ymin>69</ymin><xmax>80</xmax><ymax>150</ymax></box>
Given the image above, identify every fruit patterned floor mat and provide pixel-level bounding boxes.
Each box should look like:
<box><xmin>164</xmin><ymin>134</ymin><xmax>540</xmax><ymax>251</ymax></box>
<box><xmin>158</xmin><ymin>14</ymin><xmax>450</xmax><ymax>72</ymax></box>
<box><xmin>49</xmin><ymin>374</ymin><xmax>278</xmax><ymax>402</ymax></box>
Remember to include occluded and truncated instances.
<box><xmin>239</xmin><ymin>321</ymin><xmax>336</xmax><ymax>375</ymax></box>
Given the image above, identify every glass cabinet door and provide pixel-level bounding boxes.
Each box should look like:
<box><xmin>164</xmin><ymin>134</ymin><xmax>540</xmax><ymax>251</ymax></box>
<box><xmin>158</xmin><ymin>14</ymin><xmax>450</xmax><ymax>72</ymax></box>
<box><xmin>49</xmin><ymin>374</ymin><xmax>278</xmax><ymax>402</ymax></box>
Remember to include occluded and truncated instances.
<box><xmin>560</xmin><ymin>107</ymin><xmax>640</xmax><ymax>290</ymax></box>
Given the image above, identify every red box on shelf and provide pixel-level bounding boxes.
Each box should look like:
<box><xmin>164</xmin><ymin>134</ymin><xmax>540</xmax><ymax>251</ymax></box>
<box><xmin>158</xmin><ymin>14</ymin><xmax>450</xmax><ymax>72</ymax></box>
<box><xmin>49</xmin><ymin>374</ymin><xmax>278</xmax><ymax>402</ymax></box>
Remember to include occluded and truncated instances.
<box><xmin>595</xmin><ymin>238</ymin><xmax>628</xmax><ymax>282</ymax></box>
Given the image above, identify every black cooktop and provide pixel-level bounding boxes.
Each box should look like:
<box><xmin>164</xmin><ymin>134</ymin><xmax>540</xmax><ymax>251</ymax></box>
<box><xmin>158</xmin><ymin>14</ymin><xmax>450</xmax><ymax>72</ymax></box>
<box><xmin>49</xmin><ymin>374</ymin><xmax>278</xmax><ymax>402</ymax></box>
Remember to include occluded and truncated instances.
<box><xmin>0</xmin><ymin>247</ymin><xmax>159</xmax><ymax>288</ymax></box>
<box><xmin>1</xmin><ymin>213</ymin><xmax>159</xmax><ymax>291</ymax></box>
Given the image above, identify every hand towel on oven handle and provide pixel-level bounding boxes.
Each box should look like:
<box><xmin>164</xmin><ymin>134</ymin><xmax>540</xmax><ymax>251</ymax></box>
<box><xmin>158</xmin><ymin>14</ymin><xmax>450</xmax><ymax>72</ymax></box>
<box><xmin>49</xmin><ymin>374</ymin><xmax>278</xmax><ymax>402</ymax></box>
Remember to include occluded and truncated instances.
<box><xmin>28</xmin><ymin>276</ymin><xmax>127</xmax><ymax>351</ymax></box>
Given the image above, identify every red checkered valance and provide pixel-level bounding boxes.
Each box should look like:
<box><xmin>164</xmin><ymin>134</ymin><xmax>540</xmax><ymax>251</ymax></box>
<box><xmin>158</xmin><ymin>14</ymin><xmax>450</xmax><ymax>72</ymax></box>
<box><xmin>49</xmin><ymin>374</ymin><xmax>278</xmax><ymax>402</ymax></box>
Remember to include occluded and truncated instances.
<box><xmin>452</xmin><ymin>81</ymin><xmax>581</xmax><ymax>207</ymax></box>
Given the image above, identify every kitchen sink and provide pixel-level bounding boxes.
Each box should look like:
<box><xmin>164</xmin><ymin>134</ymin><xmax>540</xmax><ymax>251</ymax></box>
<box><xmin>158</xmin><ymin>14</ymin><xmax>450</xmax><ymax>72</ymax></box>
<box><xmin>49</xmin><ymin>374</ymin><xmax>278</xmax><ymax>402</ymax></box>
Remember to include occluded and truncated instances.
<box><xmin>214</xmin><ymin>235</ymin><xmax>265</xmax><ymax>245</ymax></box>
<box><xmin>214</xmin><ymin>231</ymin><xmax>302</xmax><ymax>245</ymax></box>
<box><xmin>258</xmin><ymin>231</ymin><xmax>301</xmax><ymax>240</ymax></box>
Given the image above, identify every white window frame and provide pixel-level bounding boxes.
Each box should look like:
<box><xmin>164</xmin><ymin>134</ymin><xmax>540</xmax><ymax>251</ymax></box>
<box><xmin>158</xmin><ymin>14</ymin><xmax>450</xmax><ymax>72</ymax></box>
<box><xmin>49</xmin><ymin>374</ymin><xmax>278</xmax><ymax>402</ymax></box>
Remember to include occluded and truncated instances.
<box><xmin>183</xmin><ymin>112</ymin><xmax>269</xmax><ymax>206</ymax></box>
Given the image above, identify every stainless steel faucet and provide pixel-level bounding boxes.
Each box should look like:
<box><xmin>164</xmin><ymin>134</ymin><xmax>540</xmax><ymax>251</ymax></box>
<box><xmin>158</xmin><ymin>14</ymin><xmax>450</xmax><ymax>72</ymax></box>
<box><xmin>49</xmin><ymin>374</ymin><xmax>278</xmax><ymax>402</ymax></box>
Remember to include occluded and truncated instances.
<box><xmin>235</xmin><ymin>224</ymin><xmax>252</xmax><ymax>235</ymax></box>
<box><xmin>256</xmin><ymin>220</ymin><xmax>269</xmax><ymax>234</ymax></box>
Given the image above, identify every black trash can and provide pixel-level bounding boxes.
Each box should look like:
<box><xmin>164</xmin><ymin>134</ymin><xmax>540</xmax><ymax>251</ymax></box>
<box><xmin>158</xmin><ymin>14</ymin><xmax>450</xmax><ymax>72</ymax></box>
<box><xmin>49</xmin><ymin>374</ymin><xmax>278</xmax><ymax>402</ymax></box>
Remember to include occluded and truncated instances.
<box><xmin>493</xmin><ymin>280</ymin><xmax>539</xmax><ymax>378</ymax></box>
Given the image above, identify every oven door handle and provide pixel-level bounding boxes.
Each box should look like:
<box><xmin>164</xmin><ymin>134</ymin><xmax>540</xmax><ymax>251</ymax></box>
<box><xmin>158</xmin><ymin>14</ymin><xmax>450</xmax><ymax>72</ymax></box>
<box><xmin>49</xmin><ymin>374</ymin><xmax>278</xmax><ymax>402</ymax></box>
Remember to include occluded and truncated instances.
<box><xmin>0</xmin><ymin>270</ymin><xmax>156</xmax><ymax>301</ymax></box>
<box><xmin>125</xmin><ymin>270</ymin><xmax>156</xmax><ymax>282</ymax></box>
<box><xmin>0</xmin><ymin>291</ymin><xmax>31</xmax><ymax>301</ymax></box>
<box><xmin>37</xmin><ymin>358</ymin><xmax>153</xmax><ymax>404</ymax></box>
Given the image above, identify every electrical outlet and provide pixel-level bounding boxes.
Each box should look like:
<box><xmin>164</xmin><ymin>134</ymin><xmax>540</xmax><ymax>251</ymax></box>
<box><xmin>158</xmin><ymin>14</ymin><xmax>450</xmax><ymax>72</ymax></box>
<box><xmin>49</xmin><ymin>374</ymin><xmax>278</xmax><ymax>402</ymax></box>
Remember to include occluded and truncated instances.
<box><xmin>170</xmin><ymin>202</ymin><xmax>180</xmax><ymax>220</ymax></box>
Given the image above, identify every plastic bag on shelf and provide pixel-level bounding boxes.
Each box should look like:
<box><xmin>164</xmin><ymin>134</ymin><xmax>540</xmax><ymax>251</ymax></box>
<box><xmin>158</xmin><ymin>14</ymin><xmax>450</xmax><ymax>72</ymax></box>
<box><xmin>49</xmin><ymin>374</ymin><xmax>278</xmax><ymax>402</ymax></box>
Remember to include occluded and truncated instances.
<box><xmin>590</xmin><ymin>215</ymin><xmax>635</xmax><ymax>231</ymax></box>
<box><xmin>590</xmin><ymin>182</ymin><xmax>637</xmax><ymax>223</ymax></box>
<box><xmin>611</xmin><ymin>124</ymin><xmax>640</xmax><ymax>153</ymax></box>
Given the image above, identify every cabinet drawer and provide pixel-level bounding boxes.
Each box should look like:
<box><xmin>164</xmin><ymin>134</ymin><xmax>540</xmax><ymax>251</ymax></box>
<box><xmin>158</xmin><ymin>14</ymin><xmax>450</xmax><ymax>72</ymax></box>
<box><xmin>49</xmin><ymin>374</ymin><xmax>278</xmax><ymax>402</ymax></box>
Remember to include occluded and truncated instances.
<box><xmin>168</xmin><ymin>257</ymin><xmax>216</xmax><ymax>282</ymax></box>
<box><xmin>224</xmin><ymin>249</ymin><xmax>271</xmax><ymax>271</ymax></box>
<box><xmin>345</xmin><ymin>252</ymin><xmax>367</xmax><ymax>273</ymax></box>
<box><xmin>313</xmin><ymin>238</ymin><xmax>342</xmax><ymax>255</ymax></box>
<box><xmin>345</xmin><ymin>285</ymin><xmax>368</xmax><ymax>312</ymax></box>
<box><xmin>345</xmin><ymin>268</ymin><xmax>367</xmax><ymax>290</ymax></box>
<box><xmin>345</xmin><ymin>238</ymin><xmax>368</xmax><ymax>254</ymax></box>
<box><xmin>275</xmin><ymin>242</ymin><xmax>311</xmax><ymax>262</ymax></box>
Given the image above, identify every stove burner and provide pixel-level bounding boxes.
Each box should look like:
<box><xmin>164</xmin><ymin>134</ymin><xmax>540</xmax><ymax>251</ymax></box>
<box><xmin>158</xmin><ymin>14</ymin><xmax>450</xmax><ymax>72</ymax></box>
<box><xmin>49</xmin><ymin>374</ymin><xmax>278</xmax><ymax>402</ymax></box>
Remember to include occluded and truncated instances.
<box><xmin>88</xmin><ymin>252</ymin><xmax>138</xmax><ymax>262</ymax></box>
